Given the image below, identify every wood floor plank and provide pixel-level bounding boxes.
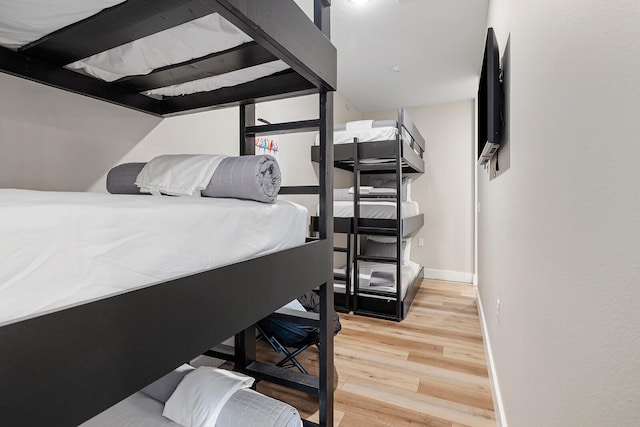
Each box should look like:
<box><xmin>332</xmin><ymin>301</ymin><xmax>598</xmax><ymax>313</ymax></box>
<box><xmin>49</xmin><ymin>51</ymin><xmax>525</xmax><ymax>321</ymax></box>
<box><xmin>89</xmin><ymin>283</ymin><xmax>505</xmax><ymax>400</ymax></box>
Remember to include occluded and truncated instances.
<box><xmin>335</xmin><ymin>390</ymin><xmax>453</xmax><ymax>427</ymax></box>
<box><xmin>418</xmin><ymin>377</ymin><xmax>494</xmax><ymax>411</ymax></box>
<box><xmin>341</xmin><ymin>376</ymin><xmax>495</xmax><ymax>427</ymax></box>
<box><xmin>252</xmin><ymin>279</ymin><xmax>495</xmax><ymax>426</ymax></box>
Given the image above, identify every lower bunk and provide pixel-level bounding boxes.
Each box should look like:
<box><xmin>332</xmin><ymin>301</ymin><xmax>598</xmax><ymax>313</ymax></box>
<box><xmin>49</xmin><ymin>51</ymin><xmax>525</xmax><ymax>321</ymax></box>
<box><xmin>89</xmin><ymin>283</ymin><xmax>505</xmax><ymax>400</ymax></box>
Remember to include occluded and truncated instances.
<box><xmin>334</xmin><ymin>260</ymin><xmax>424</xmax><ymax>321</ymax></box>
<box><xmin>82</xmin><ymin>364</ymin><xmax>302</xmax><ymax>427</ymax></box>
<box><xmin>0</xmin><ymin>186</ymin><xmax>333</xmax><ymax>426</ymax></box>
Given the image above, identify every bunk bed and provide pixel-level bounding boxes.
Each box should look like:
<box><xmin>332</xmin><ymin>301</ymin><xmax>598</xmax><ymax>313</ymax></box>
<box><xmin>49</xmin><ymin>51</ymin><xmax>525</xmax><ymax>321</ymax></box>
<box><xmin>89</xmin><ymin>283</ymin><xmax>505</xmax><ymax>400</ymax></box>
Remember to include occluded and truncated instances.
<box><xmin>0</xmin><ymin>1</ymin><xmax>336</xmax><ymax>426</ymax></box>
<box><xmin>311</xmin><ymin>108</ymin><xmax>425</xmax><ymax>321</ymax></box>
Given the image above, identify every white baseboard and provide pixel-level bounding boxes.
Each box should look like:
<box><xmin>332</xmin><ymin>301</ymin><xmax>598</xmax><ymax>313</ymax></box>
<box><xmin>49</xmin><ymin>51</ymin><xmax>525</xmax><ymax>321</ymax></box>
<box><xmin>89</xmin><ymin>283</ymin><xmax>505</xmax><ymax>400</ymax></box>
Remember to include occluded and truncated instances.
<box><xmin>423</xmin><ymin>268</ymin><xmax>474</xmax><ymax>284</ymax></box>
<box><xmin>476</xmin><ymin>291</ymin><xmax>508</xmax><ymax>427</ymax></box>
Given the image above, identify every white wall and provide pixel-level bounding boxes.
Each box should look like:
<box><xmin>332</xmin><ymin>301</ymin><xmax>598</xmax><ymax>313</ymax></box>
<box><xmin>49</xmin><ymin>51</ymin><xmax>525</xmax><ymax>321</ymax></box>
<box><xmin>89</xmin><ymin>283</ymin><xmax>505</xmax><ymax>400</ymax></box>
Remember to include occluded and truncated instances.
<box><xmin>479</xmin><ymin>1</ymin><xmax>640</xmax><ymax>426</ymax></box>
<box><xmin>364</xmin><ymin>101</ymin><xmax>475</xmax><ymax>281</ymax></box>
<box><xmin>0</xmin><ymin>72</ymin><xmax>162</xmax><ymax>191</ymax></box>
<box><xmin>0</xmin><ymin>69</ymin><xmax>359</xmax><ymax>220</ymax></box>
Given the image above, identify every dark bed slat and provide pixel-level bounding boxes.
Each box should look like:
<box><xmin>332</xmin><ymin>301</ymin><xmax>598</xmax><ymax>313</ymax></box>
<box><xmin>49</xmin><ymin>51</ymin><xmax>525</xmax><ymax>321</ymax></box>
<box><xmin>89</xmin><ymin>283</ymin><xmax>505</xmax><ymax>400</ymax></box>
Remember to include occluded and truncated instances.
<box><xmin>246</xmin><ymin>119</ymin><xmax>320</xmax><ymax>136</ymax></box>
<box><xmin>116</xmin><ymin>42</ymin><xmax>278</xmax><ymax>92</ymax></box>
<box><xmin>215</xmin><ymin>0</ymin><xmax>337</xmax><ymax>91</ymax></box>
<box><xmin>20</xmin><ymin>0</ymin><xmax>223</xmax><ymax>66</ymax></box>
<box><xmin>0</xmin><ymin>46</ymin><xmax>162</xmax><ymax>116</ymax></box>
<box><xmin>20</xmin><ymin>0</ymin><xmax>336</xmax><ymax>93</ymax></box>
<box><xmin>279</xmin><ymin>186</ymin><xmax>320</xmax><ymax>195</ymax></box>
<box><xmin>160</xmin><ymin>70</ymin><xmax>316</xmax><ymax>116</ymax></box>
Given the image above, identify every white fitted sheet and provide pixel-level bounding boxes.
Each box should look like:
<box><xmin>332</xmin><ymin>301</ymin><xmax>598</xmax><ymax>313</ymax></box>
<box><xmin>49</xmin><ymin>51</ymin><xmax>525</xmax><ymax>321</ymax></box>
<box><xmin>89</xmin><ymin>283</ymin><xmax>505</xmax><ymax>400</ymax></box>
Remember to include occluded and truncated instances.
<box><xmin>314</xmin><ymin>126</ymin><xmax>397</xmax><ymax>146</ymax></box>
<box><xmin>0</xmin><ymin>4</ymin><xmax>291</xmax><ymax>97</ymax></box>
<box><xmin>333</xmin><ymin>200</ymin><xmax>419</xmax><ymax>219</ymax></box>
<box><xmin>0</xmin><ymin>189</ymin><xmax>307</xmax><ymax>326</ymax></box>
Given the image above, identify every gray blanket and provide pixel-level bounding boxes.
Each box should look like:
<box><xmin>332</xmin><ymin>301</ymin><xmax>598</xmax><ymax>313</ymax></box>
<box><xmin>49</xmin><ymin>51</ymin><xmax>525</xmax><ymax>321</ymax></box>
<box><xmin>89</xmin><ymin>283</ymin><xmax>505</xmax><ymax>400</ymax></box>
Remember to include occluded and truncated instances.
<box><xmin>106</xmin><ymin>155</ymin><xmax>281</xmax><ymax>203</ymax></box>
<box><xmin>203</xmin><ymin>155</ymin><xmax>280</xmax><ymax>203</ymax></box>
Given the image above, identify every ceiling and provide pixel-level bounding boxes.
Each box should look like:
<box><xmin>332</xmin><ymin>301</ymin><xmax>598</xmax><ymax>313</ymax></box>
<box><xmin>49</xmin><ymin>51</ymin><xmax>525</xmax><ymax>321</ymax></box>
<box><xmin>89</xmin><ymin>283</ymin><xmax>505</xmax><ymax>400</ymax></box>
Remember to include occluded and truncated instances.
<box><xmin>299</xmin><ymin>0</ymin><xmax>490</xmax><ymax>112</ymax></box>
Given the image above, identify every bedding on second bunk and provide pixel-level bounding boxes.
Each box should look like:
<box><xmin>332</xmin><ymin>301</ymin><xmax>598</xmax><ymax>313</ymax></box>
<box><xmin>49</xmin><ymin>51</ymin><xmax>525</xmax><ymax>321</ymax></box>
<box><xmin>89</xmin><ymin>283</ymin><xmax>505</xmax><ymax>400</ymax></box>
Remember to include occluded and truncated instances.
<box><xmin>0</xmin><ymin>188</ymin><xmax>307</xmax><ymax>326</ymax></box>
<box><xmin>313</xmin><ymin>119</ymin><xmax>416</xmax><ymax>150</ymax></box>
<box><xmin>333</xmin><ymin>200</ymin><xmax>419</xmax><ymax>219</ymax></box>
<box><xmin>82</xmin><ymin>364</ymin><xmax>302</xmax><ymax>427</ymax></box>
<box><xmin>109</xmin><ymin>154</ymin><xmax>281</xmax><ymax>203</ymax></box>
<box><xmin>0</xmin><ymin>2</ymin><xmax>291</xmax><ymax>97</ymax></box>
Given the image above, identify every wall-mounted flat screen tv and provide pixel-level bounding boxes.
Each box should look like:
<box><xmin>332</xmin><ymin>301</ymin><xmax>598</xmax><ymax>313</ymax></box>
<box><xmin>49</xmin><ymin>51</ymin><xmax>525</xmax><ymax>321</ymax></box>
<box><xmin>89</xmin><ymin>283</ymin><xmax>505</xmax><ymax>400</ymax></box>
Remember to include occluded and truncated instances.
<box><xmin>477</xmin><ymin>27</ymin><xmax>503</xmax><ymax>165</ymax></box>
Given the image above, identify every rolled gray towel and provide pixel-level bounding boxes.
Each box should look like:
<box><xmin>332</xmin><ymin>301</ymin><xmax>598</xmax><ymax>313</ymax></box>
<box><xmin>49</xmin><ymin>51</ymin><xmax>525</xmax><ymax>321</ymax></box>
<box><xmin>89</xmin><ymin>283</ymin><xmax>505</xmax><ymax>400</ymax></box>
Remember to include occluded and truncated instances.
<box><xmin>202</xmin><ymin>155</ymin><xmax>281</xmax><ymax>203</ymax></box>
<box><xmin>106</xmin><ymin>155</ymin><xmax>281</xmax><ymax>203</ymax></box>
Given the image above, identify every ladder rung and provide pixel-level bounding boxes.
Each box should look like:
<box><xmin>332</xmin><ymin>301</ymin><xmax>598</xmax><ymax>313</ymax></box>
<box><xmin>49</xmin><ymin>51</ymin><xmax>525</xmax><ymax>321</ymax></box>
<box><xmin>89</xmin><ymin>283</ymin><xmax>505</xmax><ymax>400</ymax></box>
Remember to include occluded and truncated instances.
<box><xmin>246</xmin><ymin>119</ymin><xmax>320</xmax><ymax>136</ymax></box>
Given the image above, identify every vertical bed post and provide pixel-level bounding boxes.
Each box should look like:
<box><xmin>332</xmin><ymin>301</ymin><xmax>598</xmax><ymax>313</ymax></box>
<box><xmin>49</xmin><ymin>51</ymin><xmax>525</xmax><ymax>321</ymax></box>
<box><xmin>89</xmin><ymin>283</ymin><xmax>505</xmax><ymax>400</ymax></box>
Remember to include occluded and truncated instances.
<box><xmin>316</xmin><ymin>1</ymin><xmax>334</xmax><ymax>424</ymax></box>
<box><xmin>395</xmin><ymin>108</ymin><xmax>404</xmax><ymax>320</ymax></box>
<box><xmin>241</xmin><ymin>102</ymin><xmax>256</xmax><ymax>155</ymax></box>
<box><xmin>318</xmin><ymin>90</ymin><xmax>334</xmax><ymax>427</ymax></box>
<box><xmin>235</xmin><ymin>102</ymin><xmax>257</xmax><ymax>371</ymax></box>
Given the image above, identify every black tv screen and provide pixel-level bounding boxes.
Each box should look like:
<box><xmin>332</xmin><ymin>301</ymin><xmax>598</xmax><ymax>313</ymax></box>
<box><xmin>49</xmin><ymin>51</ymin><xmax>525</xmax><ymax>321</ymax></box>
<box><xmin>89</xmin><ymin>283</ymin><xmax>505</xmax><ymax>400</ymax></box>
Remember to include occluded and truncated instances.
<box><xmin>477</xmin><ymin>27</ymin><xmax>503</xmax><ymax>165</ymax></box>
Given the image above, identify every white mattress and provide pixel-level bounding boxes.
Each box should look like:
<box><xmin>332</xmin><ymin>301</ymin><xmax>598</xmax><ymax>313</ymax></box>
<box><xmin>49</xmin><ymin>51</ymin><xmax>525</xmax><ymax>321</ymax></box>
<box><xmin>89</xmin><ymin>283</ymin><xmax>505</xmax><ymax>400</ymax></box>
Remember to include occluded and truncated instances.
<box><xmin>314</xmin><ymin>126</ymin><xmax>397</xmax><ymax>146</ymax></box>
<box><xmin>334</xmin><ymin>261</ymin><xmax>421</xmax><ymax>299</ymax></box>
<box><xmin>0</xmin><ymin>3</ymin><xmax>291</xmax><ymax>96</ymax></box>
<box><xmin>0</xmin><ymin>189</ymin><xmax>307</xmax><ymax>326</ymax></box>
<box><xmin>333</xmin><ymin>200</ymin><xmax>419</xmax><ymax>219</ymax></box>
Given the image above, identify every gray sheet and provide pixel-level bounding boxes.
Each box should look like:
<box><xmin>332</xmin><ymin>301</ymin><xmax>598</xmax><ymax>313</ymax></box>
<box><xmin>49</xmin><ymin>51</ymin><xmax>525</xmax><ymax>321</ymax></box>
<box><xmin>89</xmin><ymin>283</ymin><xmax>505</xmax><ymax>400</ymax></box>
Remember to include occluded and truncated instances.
<box><xmin>106</xmin><ymin>162</ymin><xmax>149</xmax><ymax>195</ymax></box>
<box><xmin>203</xmin><ymin>155</ymin><xmax>281</xmax><ymax>203</ymax></box>
<box><xmin>106</xmin><ymin>155</ymin><xmax>281</xmax><ymax>203</ymax></box>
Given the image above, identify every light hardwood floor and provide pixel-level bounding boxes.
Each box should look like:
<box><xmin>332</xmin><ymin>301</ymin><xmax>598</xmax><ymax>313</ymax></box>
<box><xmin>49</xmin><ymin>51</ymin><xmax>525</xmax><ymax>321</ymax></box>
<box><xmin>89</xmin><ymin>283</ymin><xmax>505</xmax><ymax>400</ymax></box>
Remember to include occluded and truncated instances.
<box><xmin>255</xmin><ymin>279</ymin><xmax>496</xmax><ymax>427</ymax></box>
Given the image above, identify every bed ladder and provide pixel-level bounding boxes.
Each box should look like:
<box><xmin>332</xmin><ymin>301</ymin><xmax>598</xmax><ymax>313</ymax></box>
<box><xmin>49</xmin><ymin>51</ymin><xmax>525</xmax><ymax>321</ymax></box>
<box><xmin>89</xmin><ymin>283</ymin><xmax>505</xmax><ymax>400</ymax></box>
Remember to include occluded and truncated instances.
<box><xmin>350</xmin><ymin>128</ymin><xmax>405</xmax><ymax>322</ymax></box>
<box><xmin>231</xmin><ymin>93</ymin><xmax>334</xmax><ymax>425</ymax></box>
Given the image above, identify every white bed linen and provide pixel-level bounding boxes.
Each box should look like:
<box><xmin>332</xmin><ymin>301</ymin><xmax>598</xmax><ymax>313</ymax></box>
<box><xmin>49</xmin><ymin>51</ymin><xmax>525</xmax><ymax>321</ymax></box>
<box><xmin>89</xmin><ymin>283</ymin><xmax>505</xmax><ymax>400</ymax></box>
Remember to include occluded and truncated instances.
<box><xmin>0</xmin><ymin>6</ymin><xmax>292</xmax><ymax>97</ymax></box>
<box><xmin>333</xmin><ymin>200</ymin><xmax>419</xmax><ymax>219</ymax></box>
<box><xmin>334</xmin><ymin>261</ymin><xmax>421</xmax><ymax>299</ymax></box>
<box><xmin>0</xmin><ymin>189</ymin><xmax>307</xmax><ymax>326</ymax></box>
<box><xmin>314</xmin><ymin>126</ymin><xmax>397</xmax><ymax>146</ymax></box>
<box><xmin>0</xmin><ymin>0</ymin><xmax>126</xmax><ymax>49</ymax></box>
<box><xmin>82</xmin><ymin>388</ymin><xmax>302</xmax><ymax>427</ymax></box>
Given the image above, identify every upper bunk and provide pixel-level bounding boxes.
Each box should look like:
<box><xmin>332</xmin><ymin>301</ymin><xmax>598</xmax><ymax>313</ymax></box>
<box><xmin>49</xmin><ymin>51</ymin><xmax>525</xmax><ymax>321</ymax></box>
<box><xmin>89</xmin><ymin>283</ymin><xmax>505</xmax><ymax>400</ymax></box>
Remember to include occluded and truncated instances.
<box><xmin>311</xmin><ymin>107</ymin><xmax>425</xmax><ymax>174</ymax></box>
<box><xmin>0</xmin><ymin>0</ymin><xmax>336</xmax><ymax>117</ymax></box>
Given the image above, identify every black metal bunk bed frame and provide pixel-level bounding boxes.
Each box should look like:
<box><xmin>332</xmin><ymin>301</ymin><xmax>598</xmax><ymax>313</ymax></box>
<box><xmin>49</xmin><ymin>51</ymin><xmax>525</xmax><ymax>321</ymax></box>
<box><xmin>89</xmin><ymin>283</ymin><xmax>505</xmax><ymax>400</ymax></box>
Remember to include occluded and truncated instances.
<box><xmin>311</xmin><ymin>108</ymin><xmax>425</xmax><ymax>321</ymax></box>
<box><xmin>0</xmin><ymin>1</ymin><xmax>335</xmax><ymax>426</ymax></box>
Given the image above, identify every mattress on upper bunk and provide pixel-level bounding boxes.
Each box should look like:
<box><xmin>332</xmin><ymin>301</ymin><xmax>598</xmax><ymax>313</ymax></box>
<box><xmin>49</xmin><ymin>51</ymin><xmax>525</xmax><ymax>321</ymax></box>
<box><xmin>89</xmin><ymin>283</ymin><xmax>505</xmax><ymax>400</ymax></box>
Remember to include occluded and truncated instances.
<box><xmin>334</xmin><ymin>261</ymin><xmax>421</xmax><ymax>299</ymax></box>
<box><xmin>313</xmin><ymin>118</ymin><xmax>417</xmax><ymax>145</ymax></box>
<box><xmin>0</xmin><ymin>188</ymin><xmax>307</xmax><ymax>326</ymax></box>
<box><xmin>333</xmin><ymin>200</ymin><xmax>419</xmax><ymax>219</ymax></box>
<box><xmin>0</xmin><ymin>1</ymin><xmax>290</xmax><ymax>96</ymax></box>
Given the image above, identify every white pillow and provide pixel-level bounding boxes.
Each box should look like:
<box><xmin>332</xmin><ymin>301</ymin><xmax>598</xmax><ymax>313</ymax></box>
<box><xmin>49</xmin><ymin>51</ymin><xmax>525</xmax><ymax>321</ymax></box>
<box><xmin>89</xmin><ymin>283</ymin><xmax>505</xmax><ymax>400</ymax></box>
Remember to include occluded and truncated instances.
<box><xmin>141</xmin><ymin>364</ymin><xmax>195</xmax><ymax>403</ymax></box>
<box><xmin>162</xmin><ymin>367</ymin><xmax>254</xmax><ymax>427</ymax></box>
<box><xmin>135</xmin><ymin>154</ymin><xmax>227</xmax><ymax>197</ymax></box>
